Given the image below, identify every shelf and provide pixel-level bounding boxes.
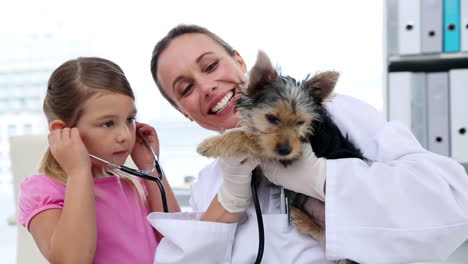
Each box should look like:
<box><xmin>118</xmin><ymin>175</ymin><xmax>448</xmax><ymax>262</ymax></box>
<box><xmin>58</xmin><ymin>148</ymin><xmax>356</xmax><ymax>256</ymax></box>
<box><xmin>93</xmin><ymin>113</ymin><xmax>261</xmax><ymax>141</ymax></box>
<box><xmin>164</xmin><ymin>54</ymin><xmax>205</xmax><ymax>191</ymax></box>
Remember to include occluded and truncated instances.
<box><xmin>388</xmin><ymin>52</ymin><xmax>468</xmax><ymax>72</ymax></box>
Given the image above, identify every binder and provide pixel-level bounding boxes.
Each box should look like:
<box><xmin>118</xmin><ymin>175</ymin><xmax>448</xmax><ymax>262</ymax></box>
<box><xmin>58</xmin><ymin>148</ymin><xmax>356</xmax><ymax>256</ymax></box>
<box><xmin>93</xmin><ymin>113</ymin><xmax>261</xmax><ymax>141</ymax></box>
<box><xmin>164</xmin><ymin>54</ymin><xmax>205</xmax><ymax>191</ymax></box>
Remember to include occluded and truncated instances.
<box><xmin>398</xmin><ymin>0</ymin><xmax>421</xmax><ymax>55</ymax></box>
<box><xmin>427</xmin><ymin>72</ymin><xmax>450</xmax><ymax>156</ymax></box>
<box><xmin>411</xmin><ymin>73</ymin><xmax>428</xmax><ymax>148</ymax></box>
<box><xmin>421</xmin><ymin>0</ymin><xmax>443</xmax><ymax>53</ymax></box>
<box><xmin>387</xmin><ymin>0</ymin><xmax>399</xmax><ymax>55</ymax></box>
<box><xmin>389</xmin><ymin>72</ymin><xmax>413</xmax><ymax>127</ymax></box>
<box><xmin>462</xmin><ymin>0</ymin><xmax>468</xmax><ymax>51</ymax></box>
<box><xmin>388</xmin><ymin>72</ymin><xmax>426</xmax><ymax>147</ymax></box>
<box><xmin>449</xmin><ymin>69</ymin><xmax>468</xmax><ymax>163</ymax></box>
<box><xmin>443</xmin><ymin>0</ymin><xmax>461</xmax><ymax>52</ymax></box>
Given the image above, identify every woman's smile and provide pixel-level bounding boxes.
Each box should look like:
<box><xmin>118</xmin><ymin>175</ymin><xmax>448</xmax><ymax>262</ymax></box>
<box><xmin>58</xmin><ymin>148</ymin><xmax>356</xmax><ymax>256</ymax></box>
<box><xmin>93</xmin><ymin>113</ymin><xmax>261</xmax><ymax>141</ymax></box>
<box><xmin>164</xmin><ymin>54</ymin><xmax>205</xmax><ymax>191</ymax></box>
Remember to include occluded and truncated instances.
<box><xmin>209</xmin><ymin>89</ymin><xmax>235</xmax><ymax>114</ymax></box>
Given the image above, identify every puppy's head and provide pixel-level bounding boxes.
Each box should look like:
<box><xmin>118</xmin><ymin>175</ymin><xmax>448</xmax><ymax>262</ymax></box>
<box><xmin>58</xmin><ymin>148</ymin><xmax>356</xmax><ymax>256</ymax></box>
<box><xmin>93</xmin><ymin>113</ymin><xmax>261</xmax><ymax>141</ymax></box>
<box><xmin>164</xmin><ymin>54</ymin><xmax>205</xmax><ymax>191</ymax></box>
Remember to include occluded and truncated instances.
<box><xmin>236</xmin><ymin>51</ymin><xmax>339</xmax><ymax>162</ymax></box>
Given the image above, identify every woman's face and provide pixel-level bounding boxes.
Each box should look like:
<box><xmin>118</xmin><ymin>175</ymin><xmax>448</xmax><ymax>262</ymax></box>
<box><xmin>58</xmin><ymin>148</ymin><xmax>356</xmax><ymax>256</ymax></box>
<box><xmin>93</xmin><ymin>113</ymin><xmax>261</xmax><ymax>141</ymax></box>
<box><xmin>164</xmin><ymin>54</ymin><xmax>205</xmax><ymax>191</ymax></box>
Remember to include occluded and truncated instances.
<box><xmin>157</xmin><ymin>33</ymin><xmax>247</xmax><ymax>132</ymax></box>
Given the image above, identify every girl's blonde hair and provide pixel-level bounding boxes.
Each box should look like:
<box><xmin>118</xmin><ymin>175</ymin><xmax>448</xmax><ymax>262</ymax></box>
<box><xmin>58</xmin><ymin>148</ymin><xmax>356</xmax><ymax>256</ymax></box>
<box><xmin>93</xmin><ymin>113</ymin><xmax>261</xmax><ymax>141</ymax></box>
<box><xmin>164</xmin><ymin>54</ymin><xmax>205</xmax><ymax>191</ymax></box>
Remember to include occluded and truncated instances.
<box><xmin>40</xmin><ymin>57</ymin><xmax>145</xmax><ymax>200</ymax></box>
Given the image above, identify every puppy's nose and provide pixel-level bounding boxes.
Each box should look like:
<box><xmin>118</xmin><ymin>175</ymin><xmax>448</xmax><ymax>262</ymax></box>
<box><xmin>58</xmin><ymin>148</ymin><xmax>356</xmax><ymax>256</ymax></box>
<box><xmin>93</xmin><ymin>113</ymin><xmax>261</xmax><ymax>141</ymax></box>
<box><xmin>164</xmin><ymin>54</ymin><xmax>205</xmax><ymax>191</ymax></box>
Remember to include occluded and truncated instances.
<box><xmin>276</xmin><ymin>144</ymin><xmax>292</xmax><ymax>156</ymax></box>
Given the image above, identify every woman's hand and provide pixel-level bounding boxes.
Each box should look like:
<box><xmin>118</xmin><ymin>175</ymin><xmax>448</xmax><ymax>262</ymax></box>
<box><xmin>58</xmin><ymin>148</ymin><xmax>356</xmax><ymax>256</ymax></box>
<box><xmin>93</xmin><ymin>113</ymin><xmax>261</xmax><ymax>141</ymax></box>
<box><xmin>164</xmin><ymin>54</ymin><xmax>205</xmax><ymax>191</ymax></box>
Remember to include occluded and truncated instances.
<box><xmin>217</xmin><ymin>155</ymin><xmax>260</xmax><ymax>213</ymax></box>
<box><xmin>131</xmin><ymin>122</ymin><xmax>160</xmax><ymax>171</ymax></box>
<box><xmin>48</xmin><ymin>127</ymin><xmax>91</xmax><ymax>176</ymax></box>
<box><xmin>260</xmin><ymin>143</ymin><xmax>327</xmax><ymax>201</ymax></box>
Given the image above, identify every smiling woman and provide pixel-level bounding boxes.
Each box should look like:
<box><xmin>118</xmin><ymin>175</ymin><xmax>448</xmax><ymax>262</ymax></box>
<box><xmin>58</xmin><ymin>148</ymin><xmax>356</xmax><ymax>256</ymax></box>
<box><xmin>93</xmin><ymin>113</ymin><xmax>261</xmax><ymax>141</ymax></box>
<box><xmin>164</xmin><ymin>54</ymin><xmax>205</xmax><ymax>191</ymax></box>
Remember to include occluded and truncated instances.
<box><xmin>145</xmin><ymin>23</ymin><xmax>468</xmax><ymax>264</ymax></box>
<box><xmin>154</xmin><ymin>33</ymin><xmax>247</xmax><ymax>131</ymax></box>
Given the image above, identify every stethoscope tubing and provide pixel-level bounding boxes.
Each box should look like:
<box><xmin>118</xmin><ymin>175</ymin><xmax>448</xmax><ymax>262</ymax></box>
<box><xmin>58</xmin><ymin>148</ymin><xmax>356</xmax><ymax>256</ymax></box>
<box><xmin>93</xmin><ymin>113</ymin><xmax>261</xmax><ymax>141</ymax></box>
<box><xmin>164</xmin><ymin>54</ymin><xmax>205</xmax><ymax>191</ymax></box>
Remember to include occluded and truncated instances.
<box><xmin>88</xmin><ymin>133</ymin><xmax>169</xmax><ymax>213</ymax></box>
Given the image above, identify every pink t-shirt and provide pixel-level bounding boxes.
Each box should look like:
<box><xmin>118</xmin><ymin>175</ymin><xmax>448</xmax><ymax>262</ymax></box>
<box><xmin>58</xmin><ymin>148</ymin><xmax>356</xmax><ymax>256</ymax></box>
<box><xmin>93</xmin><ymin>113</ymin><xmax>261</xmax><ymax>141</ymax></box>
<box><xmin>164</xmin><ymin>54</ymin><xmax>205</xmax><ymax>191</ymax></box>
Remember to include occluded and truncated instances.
<box><xmin>18</xmin><ymin>174</ymin><xmax>158</xmax><ymax>264</ymax></box>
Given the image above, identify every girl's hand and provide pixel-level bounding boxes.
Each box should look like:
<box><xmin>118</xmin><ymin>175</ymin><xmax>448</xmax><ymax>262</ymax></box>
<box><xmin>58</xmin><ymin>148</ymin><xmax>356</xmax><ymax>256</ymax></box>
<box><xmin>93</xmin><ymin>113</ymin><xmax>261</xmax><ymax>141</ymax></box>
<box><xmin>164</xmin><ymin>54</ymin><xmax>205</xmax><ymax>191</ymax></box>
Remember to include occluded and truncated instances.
<box><xmin>131</xmin><ymin>122</ymin><xmax>160</xmax><ymax>171</ymax></box>
<box><xmin>48</xmin><ymin>127</ymin><xmax>91</xmax><ymax>176</ymax></box>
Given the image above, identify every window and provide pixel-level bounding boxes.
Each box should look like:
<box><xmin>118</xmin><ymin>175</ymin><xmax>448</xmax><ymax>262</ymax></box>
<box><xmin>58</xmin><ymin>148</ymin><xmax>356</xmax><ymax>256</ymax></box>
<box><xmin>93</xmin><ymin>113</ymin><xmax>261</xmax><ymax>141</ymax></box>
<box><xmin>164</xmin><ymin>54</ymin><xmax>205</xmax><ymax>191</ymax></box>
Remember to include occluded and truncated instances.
<box><xmin>7</xmin><ymin>124</ymin><xmax>16</xmax><ymax>136</ymax></box>
<box><xmin>23</xmin><ymin>123</ymin><xmax>32</xmax><ymax>134</ymax></box>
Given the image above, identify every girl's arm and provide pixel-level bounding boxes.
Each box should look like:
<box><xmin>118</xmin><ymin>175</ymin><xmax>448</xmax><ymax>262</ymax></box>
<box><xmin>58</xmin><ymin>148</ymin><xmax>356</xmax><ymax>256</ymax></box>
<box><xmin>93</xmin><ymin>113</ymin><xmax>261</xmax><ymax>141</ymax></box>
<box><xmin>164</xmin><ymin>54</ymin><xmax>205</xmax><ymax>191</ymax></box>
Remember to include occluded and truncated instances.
<box><xmin>29</xmin><ymin>128</ymin><xmax>97</xmax><ymax>264</ymax></box>
<box><xmin>29</xmin><ymin>172</ymin><xmax>96</xmax><ymax>264</ymax></box>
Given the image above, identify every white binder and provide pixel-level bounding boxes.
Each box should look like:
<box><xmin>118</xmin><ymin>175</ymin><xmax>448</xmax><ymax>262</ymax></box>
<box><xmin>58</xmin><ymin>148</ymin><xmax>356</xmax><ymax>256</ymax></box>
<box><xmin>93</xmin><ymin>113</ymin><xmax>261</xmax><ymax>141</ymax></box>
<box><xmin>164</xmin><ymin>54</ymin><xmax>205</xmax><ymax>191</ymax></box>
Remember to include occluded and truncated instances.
<box><xmin>387</xmin><ymin>0</ymin><xmax>399</xmax><ymax>55</ymax></box>
<box><xmin>410</xmin><ymin>73</ymin><xmax>428</xmax><ymax>147</ymax></box>
<box><xmin>389</xmin><ymin>72</ymin><xmax>427</xmax><ymax>146</ymax></box>
<box><xmin>389</xmin><ymin>72</ymin><xmax>412</xmax><ymax>127</ymax></box>
<box><xmin>388</xmin><ymin>72</ymin><xmax>418</xmax><ymax>125</ymax></box>
<box><xmin>398</xmin><ymin>0</ymin><xmax>422</xmax><ymax>55</ymax></box>
<box><xmin>449</xmin><ymin>69</ymin><xmax>468</xmax><ymax>163</ymax></box>
<box><xmin>427</xmin><ymin>72</ymin><xmax>450</xmax><ymax>156</ymax></box>
<box><xmin>421</xmin><ymin>0</ymin><xmax>443</xmax><ymax>53</ymax></box>
<box><xmin>462</xmin><ymin>0</ymin><xmax>468</xmax><ymax>52</ymax></box>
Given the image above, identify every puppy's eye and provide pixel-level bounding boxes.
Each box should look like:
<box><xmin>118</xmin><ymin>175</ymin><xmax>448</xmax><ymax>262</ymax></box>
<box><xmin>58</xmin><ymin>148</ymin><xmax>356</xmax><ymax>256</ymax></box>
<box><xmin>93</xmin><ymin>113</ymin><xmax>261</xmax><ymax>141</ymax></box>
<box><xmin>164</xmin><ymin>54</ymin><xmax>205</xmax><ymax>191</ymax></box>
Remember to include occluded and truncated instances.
<box><xmin>296</xmin><ymin>121</ymin><xmax>305</xmax><ymax>126</ymax></box>
<box><xmin>265</xmin><ymin>114</ymin><xmax>280</xmax><ymax>124</ymax></box>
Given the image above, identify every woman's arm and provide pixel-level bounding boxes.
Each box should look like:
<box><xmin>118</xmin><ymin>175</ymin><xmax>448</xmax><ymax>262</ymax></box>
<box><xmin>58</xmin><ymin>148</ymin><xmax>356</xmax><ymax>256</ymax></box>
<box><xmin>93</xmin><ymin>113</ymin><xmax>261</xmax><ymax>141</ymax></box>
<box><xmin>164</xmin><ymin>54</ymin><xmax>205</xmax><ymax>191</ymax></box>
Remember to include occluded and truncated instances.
<box><xmin>135</xmin><ymin>123</ymin><xmax>253</xmax><ymax>223</ymax></box>
<box><xmin>144</xmin><ymin>175</ymin><xmax>180</xmax><ymax>242</ymax></box>
<box><xmin>325</xmin><ymin>125</ymin><xmax>468</xmax><ymax>262</ymax></box>
<box><xmin>144</xmin><ymin>175</ymin><xmax>181</xmax><ymax>213</ymax></box>
<box><xmin>29</xmin><ymin>172</ymin><xmax>97</xmax><ymax>264</ymax></box>
<box><xmin>324</xmin><ymin>95</ymin><xmax>468</xmax><ymax>262</ymax></box>
<box><xmin>201</xmin><ymin>194</ymin><xmax>240</xmax><ymax>223</ymax></box>
<box><xmin>144</xmin><ymin>160</ymin><xmax>241</xmax><ymax>223</ymax></box>
<box><xmin>201</xmin><ymin>155</ymin><xmax>259</xmax><ymax>223</ymax></box>
<box><xmin>146</xmin><ymin>159</ymin><xmax>249</xmax><ymax>263</ymax></box>
<box><xmin>132</xmin><ymin>123</ymin><xmax>181</xmax><ymax>213</ymax></box>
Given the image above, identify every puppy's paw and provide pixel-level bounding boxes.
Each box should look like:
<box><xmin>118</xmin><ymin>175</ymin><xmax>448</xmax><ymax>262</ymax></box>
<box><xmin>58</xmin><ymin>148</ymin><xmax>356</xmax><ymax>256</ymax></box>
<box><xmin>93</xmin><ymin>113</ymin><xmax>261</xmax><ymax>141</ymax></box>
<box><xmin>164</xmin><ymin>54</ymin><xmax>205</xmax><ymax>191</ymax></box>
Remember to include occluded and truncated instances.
<box><xmin>197</xmin><ymin>136</ymin><xmax>227</xmax><ymax>157</ymax></box>
<box><xmin>291</xmin><ymin>207</ymin><xmax>324</xmax><ymax>243</ymax></box>
<box><xmin>197</xmin><ymin>129</ymin><xmax>259</xmax><ymax>159</ymax></box>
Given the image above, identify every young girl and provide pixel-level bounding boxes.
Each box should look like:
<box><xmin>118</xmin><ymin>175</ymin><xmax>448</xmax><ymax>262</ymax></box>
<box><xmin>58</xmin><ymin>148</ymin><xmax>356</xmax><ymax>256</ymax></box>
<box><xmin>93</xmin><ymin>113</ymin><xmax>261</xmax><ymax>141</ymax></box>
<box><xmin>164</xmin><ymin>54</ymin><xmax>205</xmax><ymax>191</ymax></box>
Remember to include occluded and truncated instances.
<box><xmin>18</xmin><ymin>57</ymin><xmax>180</xmax><ymax>264</ymax></box>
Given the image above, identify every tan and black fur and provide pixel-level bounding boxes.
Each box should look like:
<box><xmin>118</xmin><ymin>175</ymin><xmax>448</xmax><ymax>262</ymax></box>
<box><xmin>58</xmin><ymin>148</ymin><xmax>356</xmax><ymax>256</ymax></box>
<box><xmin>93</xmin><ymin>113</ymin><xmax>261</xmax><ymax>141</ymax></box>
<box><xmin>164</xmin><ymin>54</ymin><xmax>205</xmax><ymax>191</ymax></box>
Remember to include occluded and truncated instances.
<box><xmin>198</xmin><ymin>51</ymin><xmax>363</xmax><ymax>263</ymax></box>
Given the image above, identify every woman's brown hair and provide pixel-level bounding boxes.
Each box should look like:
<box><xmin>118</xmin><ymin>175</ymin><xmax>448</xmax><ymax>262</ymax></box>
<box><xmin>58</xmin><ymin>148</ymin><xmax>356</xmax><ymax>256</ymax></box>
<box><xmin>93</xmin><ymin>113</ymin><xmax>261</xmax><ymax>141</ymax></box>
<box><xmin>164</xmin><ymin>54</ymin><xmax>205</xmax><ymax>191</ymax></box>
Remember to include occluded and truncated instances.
<box><xmin>150</xmin><ymin>24</ymin><xmax>236</xmax><ymax>108</ymax></box>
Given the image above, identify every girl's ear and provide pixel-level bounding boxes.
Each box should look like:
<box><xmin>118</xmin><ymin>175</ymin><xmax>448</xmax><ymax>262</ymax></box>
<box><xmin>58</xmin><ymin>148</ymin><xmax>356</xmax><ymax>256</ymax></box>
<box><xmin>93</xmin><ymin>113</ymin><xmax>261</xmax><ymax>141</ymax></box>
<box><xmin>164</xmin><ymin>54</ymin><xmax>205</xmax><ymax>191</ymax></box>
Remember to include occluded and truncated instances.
<box><xmin>49</xmin><ymin>120</ymin><xmax>67</xmax><ymax>131</ymax></box>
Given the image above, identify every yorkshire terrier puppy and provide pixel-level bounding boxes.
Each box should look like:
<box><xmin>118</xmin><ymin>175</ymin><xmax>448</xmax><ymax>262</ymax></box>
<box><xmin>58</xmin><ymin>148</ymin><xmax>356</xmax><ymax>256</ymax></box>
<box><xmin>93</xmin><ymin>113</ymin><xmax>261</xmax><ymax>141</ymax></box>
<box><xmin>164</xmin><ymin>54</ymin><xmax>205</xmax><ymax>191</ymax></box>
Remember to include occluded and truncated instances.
<box><xmin>197</xmin><ymin>51</ymin><xmax>364</xmax><ymax>263</ymax></box>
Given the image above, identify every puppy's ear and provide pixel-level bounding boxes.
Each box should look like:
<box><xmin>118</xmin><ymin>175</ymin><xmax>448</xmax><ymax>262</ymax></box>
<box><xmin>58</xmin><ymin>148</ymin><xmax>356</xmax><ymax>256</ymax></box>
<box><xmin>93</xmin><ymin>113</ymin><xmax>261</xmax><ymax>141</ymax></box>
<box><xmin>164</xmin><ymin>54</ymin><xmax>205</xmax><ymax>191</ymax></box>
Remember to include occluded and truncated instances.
<box><xmin>304</xmin><ymin>71</ymin><xmax>339</xmax><ymax>102</ymax></box>
<box><xmin>247</xmin><ymin>50</ymin><xmax>278</xmax><ymax>95</ymax></box>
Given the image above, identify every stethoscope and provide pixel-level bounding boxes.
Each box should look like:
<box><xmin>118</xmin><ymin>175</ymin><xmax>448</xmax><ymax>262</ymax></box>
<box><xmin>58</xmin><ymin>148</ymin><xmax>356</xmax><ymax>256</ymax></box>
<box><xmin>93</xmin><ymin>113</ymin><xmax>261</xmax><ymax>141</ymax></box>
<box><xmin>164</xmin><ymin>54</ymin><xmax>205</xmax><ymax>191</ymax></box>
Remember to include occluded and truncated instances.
<box><xmin>89</xmin><ymin>135</ymin><xmax>169</xmax><ymax>213</ymax></box>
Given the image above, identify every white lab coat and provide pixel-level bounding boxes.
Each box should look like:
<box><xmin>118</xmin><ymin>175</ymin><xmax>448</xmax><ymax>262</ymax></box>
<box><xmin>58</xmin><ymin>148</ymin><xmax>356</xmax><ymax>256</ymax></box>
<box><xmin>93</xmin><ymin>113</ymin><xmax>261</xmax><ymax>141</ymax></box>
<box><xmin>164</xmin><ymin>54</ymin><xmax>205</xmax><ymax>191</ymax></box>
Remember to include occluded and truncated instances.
<box><xmin>148</xmin><ymin>94</ymin><xmax>468</xmax><ymax>264</ymax></box>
